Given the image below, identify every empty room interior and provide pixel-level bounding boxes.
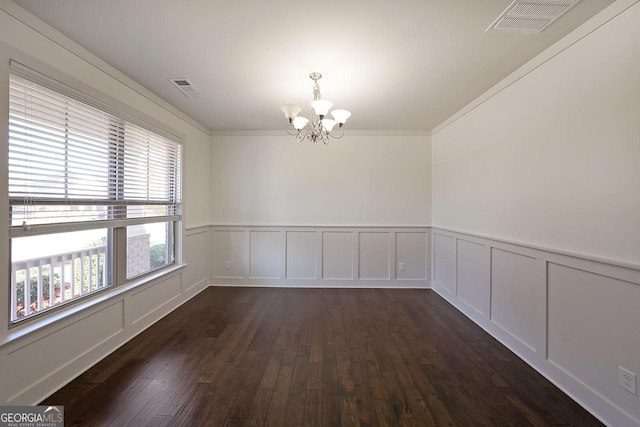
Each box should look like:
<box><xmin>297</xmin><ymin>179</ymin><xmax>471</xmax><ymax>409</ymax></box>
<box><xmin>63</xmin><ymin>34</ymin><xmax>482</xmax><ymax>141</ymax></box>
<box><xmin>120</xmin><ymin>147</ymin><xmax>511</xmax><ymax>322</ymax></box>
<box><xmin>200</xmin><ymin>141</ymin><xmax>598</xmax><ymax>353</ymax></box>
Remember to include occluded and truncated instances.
<box><xmin>0</xmin><ymin>0</ymin><xmax>639</xmax><ymax>425</ymax></box>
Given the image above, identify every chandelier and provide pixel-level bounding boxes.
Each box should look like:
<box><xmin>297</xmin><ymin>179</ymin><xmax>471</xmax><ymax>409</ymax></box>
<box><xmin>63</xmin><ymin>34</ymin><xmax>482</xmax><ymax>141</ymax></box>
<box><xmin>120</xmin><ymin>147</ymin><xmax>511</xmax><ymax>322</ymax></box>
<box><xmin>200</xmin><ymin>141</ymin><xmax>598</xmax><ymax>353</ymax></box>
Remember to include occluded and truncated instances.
<box><xmin>281</xmin><ymin>72</ymin><xmax>351</xmax><ymax>144</ymax></box>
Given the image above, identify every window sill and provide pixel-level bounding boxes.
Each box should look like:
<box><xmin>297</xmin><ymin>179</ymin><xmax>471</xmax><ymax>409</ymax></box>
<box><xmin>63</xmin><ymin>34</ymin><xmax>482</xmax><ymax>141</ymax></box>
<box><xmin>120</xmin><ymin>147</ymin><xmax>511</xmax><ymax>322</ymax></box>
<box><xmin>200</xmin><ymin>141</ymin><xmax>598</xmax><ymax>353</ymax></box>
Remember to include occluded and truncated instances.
<box><xmin>2</xmin><ymin>263</ymin><xmax>187</xmax><ymax>348</ymax></box>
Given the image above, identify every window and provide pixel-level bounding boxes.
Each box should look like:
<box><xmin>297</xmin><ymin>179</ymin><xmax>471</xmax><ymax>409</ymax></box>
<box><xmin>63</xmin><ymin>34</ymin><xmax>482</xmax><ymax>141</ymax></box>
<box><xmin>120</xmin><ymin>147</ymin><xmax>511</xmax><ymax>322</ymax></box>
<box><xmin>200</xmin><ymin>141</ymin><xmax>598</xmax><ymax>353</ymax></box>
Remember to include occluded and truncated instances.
<box><xmin>8</xmin><ymin>65</ymin><xmax>182</xmax><ymax>323</ymax></box>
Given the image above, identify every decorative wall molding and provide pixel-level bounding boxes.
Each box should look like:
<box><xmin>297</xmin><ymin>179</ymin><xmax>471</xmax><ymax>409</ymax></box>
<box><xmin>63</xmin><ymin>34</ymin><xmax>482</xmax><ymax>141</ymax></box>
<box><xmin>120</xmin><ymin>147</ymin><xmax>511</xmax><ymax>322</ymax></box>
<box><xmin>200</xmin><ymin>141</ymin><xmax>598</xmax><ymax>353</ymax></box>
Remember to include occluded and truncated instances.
<box><xmin>210</xmin><ymin>225</ymin><xmax>430</xmax><ymax>289</ymax></box>
<box><xmin>430</xmin><ymin>227</ymin><xmax>640</xmax><ymax>427</ymax></box>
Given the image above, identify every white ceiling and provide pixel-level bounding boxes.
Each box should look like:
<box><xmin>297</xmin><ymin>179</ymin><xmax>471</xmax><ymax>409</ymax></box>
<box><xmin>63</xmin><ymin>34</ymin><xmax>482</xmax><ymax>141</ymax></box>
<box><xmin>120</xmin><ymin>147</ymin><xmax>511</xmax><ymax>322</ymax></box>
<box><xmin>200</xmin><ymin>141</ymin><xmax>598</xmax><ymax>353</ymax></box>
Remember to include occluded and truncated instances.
<box><xmin>13</xmin><ymin>0</ymin><xmax>614</xmax><ymax>133</ymax></box>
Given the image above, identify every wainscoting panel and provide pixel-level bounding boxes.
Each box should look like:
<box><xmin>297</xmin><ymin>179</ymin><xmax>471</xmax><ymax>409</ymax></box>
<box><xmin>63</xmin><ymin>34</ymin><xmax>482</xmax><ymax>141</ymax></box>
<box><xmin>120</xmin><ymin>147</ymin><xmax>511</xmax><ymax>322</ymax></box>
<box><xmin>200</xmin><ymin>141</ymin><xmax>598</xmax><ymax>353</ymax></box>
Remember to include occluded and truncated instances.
<box><xmin>130</xmin><ymin>273</ymin><xmax>182</xmax><ymax>325</ymax></box>
<box><xmin>359</xmin><ymin>232</ymin><xmax>391</xmax><ymax>280</ymax></box>
<box><xmin>211</xmin><ymin>226</ymin><xmax>429</xmax><ymax>288</ymax></box>
<box><xmin>286</xmin><ymin>231</ymin><xmax>318</xmax><ymax>279</ymax></box>
<box><xmin>431</xmin><ymin>227</ymin><xmax>640</xmax><ymax>427</ymax></box>
<box><xmin>249</xmin><ymin>231</ymin><xmax>283</xmax><ymax>279</ymax></box>
<box><xmin>456</xmin><ymin>239</ymin><xmax>489</xmax><ymax>316</ymax></box>
<box><xmin>6</xmin><ymin>301</ymin><xmax>125</xmax><ymax>404</ymax></box>
<box><xmin>490</xmin><ymin>248</ymin><xmax>541</xmax><ymax>353</ymax></box>
<box><xmin>183</xmin><ymin>228</ymin><xmax>209</xmax><ymax>292</ymax></box>
<box><xmin>433</xmin><ymin>232</ymin><xmax>457</xmax><ymax>295</ymax></box>
<box><xmin>322</xmin><ymin>231</ymin><xmax>354</xmax><ymax>280</ymax></box>
<box><xmin>212</xmin><ymin>229</ymin><xmax>245</xmax><ymax>279</ymax></box>
<box><xmin>395</xmin><ymin>232</ymin><xmax>428</xmax><ymax>280</ymax></box>
<box><xmin>547</xmin><ymin>263</ymin><xmax>640</xmax><ymax>424</ymax></box>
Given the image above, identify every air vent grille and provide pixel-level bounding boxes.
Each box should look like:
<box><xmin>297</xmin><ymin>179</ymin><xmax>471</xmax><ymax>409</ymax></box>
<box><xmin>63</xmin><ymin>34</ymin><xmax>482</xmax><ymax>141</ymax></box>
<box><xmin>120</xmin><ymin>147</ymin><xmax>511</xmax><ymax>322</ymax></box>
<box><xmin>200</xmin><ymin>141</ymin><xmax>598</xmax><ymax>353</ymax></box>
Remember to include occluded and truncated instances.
<box><xmin>169</xmin><ymin>78</ymin><xmax>204</xmax><ymax>98</ymax></box>
<box><xmin>487</xmin><ymin>0</ymin><xmax>582</xmax><ymax>33</ymax></box>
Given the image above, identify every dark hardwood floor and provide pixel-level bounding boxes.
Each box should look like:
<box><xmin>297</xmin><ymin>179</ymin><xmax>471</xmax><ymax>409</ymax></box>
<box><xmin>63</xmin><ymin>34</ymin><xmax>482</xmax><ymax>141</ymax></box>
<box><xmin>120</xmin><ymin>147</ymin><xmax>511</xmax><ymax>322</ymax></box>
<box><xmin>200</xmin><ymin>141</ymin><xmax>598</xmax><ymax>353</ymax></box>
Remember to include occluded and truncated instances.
<box><xmin>42</xmin><ymin>287</ymin><xmax>603</xmax><ymax>426</ymax></box>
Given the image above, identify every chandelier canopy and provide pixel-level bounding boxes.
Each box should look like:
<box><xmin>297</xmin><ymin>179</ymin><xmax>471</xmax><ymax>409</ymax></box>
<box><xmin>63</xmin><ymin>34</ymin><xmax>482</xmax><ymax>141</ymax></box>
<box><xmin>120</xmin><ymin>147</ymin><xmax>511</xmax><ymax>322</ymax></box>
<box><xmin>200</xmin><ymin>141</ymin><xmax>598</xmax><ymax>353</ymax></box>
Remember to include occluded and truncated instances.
<box><xmin>281</xmin><ymin>72</ymin><xmax>351</xmax><ymax>144</ymax></box>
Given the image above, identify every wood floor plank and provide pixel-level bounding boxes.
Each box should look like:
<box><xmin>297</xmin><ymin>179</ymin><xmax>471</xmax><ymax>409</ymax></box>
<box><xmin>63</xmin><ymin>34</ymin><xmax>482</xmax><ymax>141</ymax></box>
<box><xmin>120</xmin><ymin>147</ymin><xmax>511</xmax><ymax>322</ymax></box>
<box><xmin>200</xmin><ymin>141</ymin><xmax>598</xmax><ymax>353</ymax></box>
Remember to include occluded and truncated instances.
<box><xmin>264</xmin><ymin>365</ymin><xmax>293</xmax><ymax>427</ymax></box>
<box><xmin>245</xmin><ymin>388</ymin><xmax>273</xmax><ymax>427</ymax></box>
<box><xmin>283</xmin><ymin>343</ymin><xmax>310</xmax><ymax>426</ymax></box>
<box><xmin>304</xmin><ymin>389</ymin><xmax>322</xmax><ymax>427</ymax></box>
<box><xmin>321</xmin><ymin>340</ymin><xmax>340</xmax><ymax>426</ymax></box>
<box><xmin>41</xmin><ymin>287</ymin><xmax>604</xmax><ymax>426</ymax></box>
<box><xmin>259</xmin><ymin>350</ymin><xmax>284</xmax><ymax>390</ymax></box>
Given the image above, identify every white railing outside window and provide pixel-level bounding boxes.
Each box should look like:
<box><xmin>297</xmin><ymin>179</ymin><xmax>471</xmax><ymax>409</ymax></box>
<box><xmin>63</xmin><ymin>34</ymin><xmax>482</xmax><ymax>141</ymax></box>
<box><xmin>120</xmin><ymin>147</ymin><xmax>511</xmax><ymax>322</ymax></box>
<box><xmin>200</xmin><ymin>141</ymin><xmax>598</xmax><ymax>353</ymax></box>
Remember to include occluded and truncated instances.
<box><xmin>11</xmin><ymin>246</ymin><xmax>108</xmax><ymax>320</ymax></box>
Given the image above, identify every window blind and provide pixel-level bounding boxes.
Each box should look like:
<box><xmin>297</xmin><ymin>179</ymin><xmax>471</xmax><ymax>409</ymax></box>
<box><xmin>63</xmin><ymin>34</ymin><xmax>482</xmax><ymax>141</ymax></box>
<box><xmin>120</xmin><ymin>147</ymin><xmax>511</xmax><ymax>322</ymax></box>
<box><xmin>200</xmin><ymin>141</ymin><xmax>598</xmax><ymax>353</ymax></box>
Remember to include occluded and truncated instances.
<box><xmin>8</xmin><ymin>72</ymin><xmax>182</xmax><ymax>237</ymax></box>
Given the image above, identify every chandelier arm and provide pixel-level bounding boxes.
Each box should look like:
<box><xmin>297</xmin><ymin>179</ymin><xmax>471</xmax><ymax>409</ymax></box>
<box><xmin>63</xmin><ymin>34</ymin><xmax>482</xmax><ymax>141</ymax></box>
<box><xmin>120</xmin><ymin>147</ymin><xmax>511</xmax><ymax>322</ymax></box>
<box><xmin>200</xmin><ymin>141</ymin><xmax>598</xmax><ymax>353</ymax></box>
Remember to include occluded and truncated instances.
<box><xmin>286</xmin><ymin>123</ymin><xmax>299</xmax><ymax>136</ymax></box>
<box><xmin>296</xmin><ymin>126</ymin><xmax>310</xmax><ymax>143</ymax></box>
<box><xmin>328</xmin><ymin>128</ymin><xmax>345</xmax><ymax>139</ymax></box>
<box><xmin>318</xmin><ymin>129</ymin><xmax>328</xmax><ymax>145</ymax></box>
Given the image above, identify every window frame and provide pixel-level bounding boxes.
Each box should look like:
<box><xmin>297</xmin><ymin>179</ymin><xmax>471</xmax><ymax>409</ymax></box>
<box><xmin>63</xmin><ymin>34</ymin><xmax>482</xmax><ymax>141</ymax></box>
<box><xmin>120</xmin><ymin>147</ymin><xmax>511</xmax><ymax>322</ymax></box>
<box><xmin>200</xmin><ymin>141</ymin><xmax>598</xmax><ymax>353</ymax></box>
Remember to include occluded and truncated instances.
<box><xmin>7</xmin><ymin>61</ymin><xmax>183</xmax><ymax>325</ymax></box>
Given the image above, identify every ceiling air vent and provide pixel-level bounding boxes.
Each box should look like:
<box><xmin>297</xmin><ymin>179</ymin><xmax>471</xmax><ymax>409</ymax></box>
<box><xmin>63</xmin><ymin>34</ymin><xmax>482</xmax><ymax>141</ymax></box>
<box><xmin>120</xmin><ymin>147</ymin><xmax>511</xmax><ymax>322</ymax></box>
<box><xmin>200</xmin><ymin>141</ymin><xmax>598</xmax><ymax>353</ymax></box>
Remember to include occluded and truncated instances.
<box><xmin>169</xmin><ymin>78</ymin><xmax>204</xmax><ymax>98</ymax></box>
<box><xmin>486</xmin><ymin>0</ymin><xmax>582</xmax><ymax>33</ymax></box>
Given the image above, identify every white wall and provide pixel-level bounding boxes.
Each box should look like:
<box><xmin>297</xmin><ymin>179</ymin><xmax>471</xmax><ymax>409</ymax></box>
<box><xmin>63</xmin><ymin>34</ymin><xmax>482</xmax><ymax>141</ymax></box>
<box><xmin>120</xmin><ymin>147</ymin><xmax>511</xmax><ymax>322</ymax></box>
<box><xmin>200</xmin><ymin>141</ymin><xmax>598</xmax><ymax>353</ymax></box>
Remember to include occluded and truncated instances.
<box><xmin>432</xmin><ymin>3</ymin><xmax>640</xmax><ymax>266</ymax></box>
<box><xmin>210</xmin><ymin>133</ymin><xmax>431</xmax><ymax>226</ymax></box>
<box><xmin>431</xmin><ymin>2</ymin><xmax>640</xmax><ymax>426</ymax></box>
<box><xmin>0</xmin><ymin>3</ymin><xmax>210</xmax><ymax>405</ymax></box>
<box><xmin>209</xmin><ymin>133</ymin><xmax>432</xmax><ymax>288</ymax></box>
